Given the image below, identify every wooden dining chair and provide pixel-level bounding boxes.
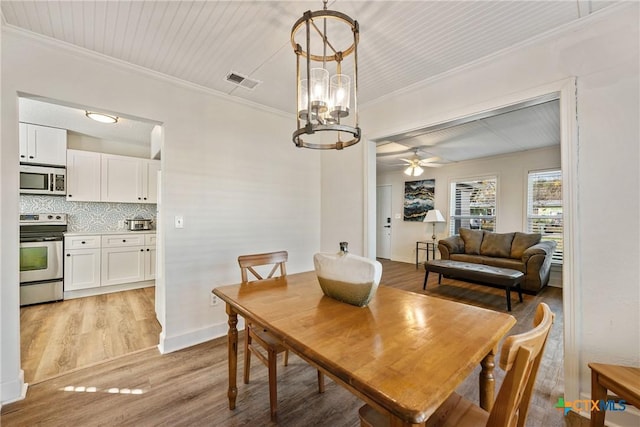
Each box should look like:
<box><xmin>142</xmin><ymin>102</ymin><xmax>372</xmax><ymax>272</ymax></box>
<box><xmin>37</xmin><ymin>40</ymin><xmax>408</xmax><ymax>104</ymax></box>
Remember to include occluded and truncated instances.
<box><xmin>238</xmin><ymin>250</ymin><xmax>324</xmax><ymax>421</ymax></box>
<box><xmin>359</xmin><ymin>302</ymin><xmax>554</xmax><ymax>427</ymax></box>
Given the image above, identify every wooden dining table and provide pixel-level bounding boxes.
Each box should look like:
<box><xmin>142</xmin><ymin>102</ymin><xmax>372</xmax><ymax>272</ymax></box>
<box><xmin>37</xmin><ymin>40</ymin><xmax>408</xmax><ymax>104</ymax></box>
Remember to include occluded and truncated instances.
<box><xmin>213</xmin><ymin>271</ymin><xmax>516</xmax><ymax>426</ymax></box>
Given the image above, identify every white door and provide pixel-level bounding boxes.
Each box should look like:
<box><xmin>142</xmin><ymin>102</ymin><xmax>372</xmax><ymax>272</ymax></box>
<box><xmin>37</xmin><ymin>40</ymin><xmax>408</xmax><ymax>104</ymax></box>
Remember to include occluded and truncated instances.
<box><xmin>376</xmin><ymin>185</ymin><xmax>392</xmax><ymax>259</ymax></box>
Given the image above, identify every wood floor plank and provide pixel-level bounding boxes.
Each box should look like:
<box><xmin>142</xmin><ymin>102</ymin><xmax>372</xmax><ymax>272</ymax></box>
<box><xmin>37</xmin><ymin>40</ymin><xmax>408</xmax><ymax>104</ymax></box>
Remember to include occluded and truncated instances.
<box><xmin>5</xmin><ymin>260</ymin><xmax>580</xmax><ymax>426</ymax></box>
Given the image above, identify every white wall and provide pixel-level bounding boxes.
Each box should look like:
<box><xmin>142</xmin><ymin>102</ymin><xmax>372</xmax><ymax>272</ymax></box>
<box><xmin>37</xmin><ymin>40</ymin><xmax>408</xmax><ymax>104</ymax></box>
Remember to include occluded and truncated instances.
<box><xmin>378</xmin><ymin>146</ymin><xmax>561</xmax><ymax>264</ymax></box>
<box><xmin>1</xmin><ymin>28</ymin><xmax>321</xmax><ymax>402</ymax></box>
<box><xmin>67</xmin><ymin>133</ymin><xmax>151</xmax><ymax>158</ymax></box>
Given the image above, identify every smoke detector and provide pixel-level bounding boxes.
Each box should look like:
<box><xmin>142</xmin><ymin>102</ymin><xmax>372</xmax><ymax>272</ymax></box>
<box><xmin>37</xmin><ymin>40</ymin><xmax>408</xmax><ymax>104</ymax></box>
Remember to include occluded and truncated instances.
<box><xmin>225</xmin><ymin>72</ymin><xmax>261</xmax><ymax>90</ymax></box>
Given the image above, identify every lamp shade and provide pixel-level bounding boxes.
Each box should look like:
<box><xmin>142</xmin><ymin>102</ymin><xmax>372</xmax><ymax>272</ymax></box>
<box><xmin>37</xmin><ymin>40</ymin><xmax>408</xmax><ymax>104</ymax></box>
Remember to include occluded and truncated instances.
<box><xmin>423</xmin><ymin>209</ymin><xmax>445</xmax><ymax>223</ymax></box>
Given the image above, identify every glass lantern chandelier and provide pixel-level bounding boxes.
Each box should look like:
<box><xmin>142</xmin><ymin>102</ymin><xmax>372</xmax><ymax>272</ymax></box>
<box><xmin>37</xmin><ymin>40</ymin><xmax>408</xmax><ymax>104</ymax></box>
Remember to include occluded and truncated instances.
<box><xmin>291</xmin><ymin>0</ymin><xmax>360</xmax><ymax>150</ymax></box>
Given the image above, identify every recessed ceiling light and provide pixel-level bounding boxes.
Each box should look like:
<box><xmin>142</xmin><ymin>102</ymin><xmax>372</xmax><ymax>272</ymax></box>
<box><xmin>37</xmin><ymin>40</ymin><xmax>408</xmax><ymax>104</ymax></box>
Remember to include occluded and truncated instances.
<box><xmin>85</xmin><ymin>111</ymin><xmax>118</xmax><ymax>124</ymax></box>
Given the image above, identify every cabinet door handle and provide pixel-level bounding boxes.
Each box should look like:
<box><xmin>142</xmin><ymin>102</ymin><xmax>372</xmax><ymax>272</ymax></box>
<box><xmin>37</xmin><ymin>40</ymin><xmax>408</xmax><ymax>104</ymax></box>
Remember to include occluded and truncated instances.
<box><xmin>81</xmin><ymin>241</ymin><xmax>86</xmax><ymax>244</ymax></box>
<box><xmin>122</xmin><ymin>239</ymin><xmax>126</xmax><ymax>242</ymax></box>
<box><xmin>29</xmin><ymin>155</ymin><xmax>34</xmax><ymax>159</ymax></box>
<box><xmin>68</xmin><ymin>194</ymin><xmax>72</xmax><ymax>198</ymax></box>
<box><xmin>146</xmin><ymin>248</ymin><xmax>150</xmax><ymax>251</ymax></box>
<box><xmin>20</xmin><ymin>155</ymin><xmax>25</xmax><ymax>158</ymax></box>
<box><xmin>138</xmin><ymin>197</ymin><xmax>141</xmax><ymax>200</ymax></box>
<box><xmin>140</xmin><ymin>249</ymin><xmax>144</xmax><ymax>252</ymax></box>
<box><xmin>66</xmin><ymin>253</ymin><xmax>70</xmax><ymax>257</ymax></box>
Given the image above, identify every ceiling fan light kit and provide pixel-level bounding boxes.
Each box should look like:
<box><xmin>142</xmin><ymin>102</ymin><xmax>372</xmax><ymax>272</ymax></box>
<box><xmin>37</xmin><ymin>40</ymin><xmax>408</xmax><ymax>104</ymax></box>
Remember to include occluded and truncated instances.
<box><xmin>404</xmin><ymin>164</ymin><xmax>424</xmax><ymax>177</ymax></box>
<box><xmin>291</xmin><ymin>0</ymin><xmax>360</xmax><ymax>150</ymax></box>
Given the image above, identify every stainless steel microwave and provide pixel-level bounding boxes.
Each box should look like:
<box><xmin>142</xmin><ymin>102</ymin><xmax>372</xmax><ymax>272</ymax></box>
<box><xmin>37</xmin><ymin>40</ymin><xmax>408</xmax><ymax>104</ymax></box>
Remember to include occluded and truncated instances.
<box><xmin>19</xmin><ymin>165</ymin><xmax>66</xmax><ymax>195</ymax></box>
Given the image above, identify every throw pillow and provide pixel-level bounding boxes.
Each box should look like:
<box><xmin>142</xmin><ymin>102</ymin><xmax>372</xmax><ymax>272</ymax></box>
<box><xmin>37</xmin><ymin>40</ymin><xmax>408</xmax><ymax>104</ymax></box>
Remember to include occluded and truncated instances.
<box><xmin>480</xmin><ymin>232</ymin><xmax>515</xmax><ymax>258</ymax></box>
<box><xmin>510</xmin><ymin>232</ymin><xmax>542</xmax><ymax>259</ymax></box>
<box><xmin>459</xmin><ymin>228</ymin><xmax>484</xmax><ymax>255</ymax></box>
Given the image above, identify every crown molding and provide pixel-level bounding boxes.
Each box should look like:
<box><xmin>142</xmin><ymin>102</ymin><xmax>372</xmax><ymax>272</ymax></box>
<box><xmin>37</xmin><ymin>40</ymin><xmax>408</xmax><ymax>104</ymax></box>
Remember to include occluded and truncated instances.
<box><xmin>1</xmin><ymin>24</ymin><xmax>293</xmax><ymax>121</ymax></box>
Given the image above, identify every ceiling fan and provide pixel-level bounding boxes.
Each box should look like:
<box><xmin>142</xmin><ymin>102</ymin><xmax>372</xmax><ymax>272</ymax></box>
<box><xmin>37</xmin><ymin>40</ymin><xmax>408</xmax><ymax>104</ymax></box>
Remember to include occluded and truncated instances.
<box><xmin>398</xmin><ymin>149</ymin><xmax>442</xmax><ymax>176</ymax></box>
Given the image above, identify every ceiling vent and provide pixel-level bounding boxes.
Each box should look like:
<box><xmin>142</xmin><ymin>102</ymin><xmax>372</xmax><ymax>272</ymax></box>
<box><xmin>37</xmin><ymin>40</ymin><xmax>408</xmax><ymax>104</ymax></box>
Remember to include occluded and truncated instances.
<box><xmin>225</xmin><ymin>72</ymin><xmax>261</xmax><ymax>90</ymax></box>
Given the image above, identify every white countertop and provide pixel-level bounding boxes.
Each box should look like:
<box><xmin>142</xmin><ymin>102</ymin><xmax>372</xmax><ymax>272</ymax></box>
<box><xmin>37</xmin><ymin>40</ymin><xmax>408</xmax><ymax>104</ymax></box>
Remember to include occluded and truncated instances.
<box><xmin>65</xmin><ymin>230</ymin><xmax>156</xmax><ymax>236</ymax></box>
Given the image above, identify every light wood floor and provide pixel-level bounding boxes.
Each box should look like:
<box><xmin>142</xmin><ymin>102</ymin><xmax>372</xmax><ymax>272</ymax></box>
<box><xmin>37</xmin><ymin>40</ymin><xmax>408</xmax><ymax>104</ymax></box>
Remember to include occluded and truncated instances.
<box><xmin>20</xmin><ymin>287</ymin><xmax>162</xmax><ymax>384</ymax></box>
<box><xmin>4</xmin><ymin>260</ymin><xmax>584</xmax><ymax>426</ymax></box>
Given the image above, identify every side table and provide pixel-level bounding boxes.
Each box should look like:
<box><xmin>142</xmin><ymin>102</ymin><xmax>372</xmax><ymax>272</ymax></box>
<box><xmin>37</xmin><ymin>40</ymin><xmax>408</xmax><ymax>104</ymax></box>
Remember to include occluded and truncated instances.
<box><xmin>416</xmin><ymin>241</ymin><xmax>437</xmax><ymax>268</ymax></box>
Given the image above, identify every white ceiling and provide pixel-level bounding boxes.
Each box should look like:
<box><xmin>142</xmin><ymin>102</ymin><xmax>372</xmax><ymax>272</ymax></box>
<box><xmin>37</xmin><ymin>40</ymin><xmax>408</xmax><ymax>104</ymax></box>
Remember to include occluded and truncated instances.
<box><xmin>19</xmin><ymin>96</ymin><xmax>156</xmax><ymax>146</ymax></box>
<box><xmin>2</xmin><ymin>1</ymin><xmax>616</xmax><ymax>160</ymax></box>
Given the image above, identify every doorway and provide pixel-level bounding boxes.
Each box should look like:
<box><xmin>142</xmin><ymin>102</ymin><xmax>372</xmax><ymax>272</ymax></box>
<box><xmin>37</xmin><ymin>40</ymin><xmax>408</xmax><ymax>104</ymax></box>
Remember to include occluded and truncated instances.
<box><xmin>376</xmin><ymin>185</ymin><xmax>392</xmax><ymax>259</ymax></box>
<box><xmin>367</xmin><ymin>78</ymin><xmax>579</xmax><ymax>400</ymax></box>
<box><xmin>17</xmin><ymin>94</ymin><xmax>164</xmax><ymax>383</ymax></box>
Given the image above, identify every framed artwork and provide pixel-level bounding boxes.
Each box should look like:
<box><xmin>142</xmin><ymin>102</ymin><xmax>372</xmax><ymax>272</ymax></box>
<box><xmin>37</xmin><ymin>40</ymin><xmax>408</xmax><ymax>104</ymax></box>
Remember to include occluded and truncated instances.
<box><xmin>404</xmin><ymin>179</ymin><xmax>435</xmax><ymax>221</ymax></box>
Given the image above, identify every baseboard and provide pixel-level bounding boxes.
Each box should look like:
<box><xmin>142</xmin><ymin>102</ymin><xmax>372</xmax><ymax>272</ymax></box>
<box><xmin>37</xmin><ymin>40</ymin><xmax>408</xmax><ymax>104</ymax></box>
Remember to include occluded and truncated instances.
<box><xmin>1</xmin><ymin>369</ymin><xmax>27</xmax><ymax>405</ymax></box>
<box><xmin>64</xmin><ymin>280</ymin><xmax>154</xmax><ymax>300</ymax></box>
<box><xmin>158</xmin><ymin>318</ymin><xmax>246</xmax><ymax>354</ymax></box>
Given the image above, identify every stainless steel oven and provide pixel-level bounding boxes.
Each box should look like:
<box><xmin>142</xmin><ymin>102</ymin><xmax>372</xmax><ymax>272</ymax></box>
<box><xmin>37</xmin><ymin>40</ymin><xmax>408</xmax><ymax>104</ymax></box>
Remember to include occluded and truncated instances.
<box><xmin>19</xmin><ymin>213</ymin><xmax>67</xmax><ymax>306</ymax></box>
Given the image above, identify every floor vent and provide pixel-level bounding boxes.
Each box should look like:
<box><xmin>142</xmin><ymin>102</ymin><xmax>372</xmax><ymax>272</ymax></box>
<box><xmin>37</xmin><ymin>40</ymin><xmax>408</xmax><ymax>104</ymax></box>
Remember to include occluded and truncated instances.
<box><xmin>225</xmin><ymin>72</ymin><xmax>261</xmax><ymax>90</ymax></box>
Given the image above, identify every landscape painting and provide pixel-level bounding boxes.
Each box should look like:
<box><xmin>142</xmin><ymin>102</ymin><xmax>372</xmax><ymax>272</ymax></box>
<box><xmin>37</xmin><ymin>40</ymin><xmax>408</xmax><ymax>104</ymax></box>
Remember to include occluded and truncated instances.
<box><xmin>404</xmin><ymin>179</ymin><xmax>435</xmax><ymax>221</ymax></box>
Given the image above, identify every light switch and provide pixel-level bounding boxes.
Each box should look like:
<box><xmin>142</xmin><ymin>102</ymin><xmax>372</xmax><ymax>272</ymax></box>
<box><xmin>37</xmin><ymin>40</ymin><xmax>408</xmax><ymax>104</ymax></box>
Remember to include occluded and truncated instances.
<box><xmin>175</xmin><ymin>215</ymin><xmax>184</xmax><ymax>228</ymax></box>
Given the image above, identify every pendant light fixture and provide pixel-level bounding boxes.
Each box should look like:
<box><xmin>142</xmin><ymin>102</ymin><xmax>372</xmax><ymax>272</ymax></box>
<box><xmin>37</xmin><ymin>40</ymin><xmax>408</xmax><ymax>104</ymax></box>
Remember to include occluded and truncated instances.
<box><xmin>291</xmin><ymin>0</ymin><xmax>360</xmax><ymax>149</ymax></box>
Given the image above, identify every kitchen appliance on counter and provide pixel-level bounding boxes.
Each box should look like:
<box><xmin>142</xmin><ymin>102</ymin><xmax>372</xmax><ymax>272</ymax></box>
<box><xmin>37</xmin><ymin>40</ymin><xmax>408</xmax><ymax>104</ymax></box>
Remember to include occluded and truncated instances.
<box><xmin>124</xmin><ymin>217</ymin><xmax>153</xmax><ymax>231</ymax></box>
<box><xmin>19</xmin><ymin>213</ymin><xmax>67</xmax><ymax>305</ymax></box>
<box><xmin>19</xmin><ymin>164</ymin><xmax>66</xmax><ymax>195</ymax></box>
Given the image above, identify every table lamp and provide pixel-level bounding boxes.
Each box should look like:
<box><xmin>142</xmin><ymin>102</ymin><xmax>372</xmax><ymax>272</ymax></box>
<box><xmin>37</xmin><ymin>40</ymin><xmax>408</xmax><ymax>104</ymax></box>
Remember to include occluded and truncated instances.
<box><xmin>423</xmin><ymin>209</ymin><xmax>445</xmax><ymax>244</ymax></box>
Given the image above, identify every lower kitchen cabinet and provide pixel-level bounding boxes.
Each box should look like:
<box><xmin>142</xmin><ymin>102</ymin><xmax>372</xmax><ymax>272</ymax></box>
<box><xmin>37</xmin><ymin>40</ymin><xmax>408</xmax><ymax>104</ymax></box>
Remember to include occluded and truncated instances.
<box><xmin>101</xmin><ymin>246</ymin><xmax>146</xmax><ymax>286</ymax></box>
<box><xmin>64</xmin><ymin>232</ymin><xmax>155</xmax><ymax>296</ymax></box>
<box><xmin>65</xmin><ymin>248</ymin><xmax>101</xmax><ymax>291</ymax></box>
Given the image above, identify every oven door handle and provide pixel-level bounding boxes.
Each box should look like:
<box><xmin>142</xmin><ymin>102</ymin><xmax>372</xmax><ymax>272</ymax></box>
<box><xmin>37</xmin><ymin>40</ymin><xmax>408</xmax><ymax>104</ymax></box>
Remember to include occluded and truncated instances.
<box><xmin>20</xmin><ymin>237</ymin><xmax>63</xmax><ymax>243</ymax></box>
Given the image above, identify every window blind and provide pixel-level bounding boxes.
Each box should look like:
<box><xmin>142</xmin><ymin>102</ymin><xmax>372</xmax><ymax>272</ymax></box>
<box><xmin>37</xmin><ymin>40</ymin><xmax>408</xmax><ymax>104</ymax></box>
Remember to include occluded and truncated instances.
<box><xmin>527</xmin><ymin>170</ymin><xmax>563</xmax><ymax>264</ymax></box>
<box><xmin>449</xmin><ymin>177</ymin><xmax>497</xmax><ymax>235</ymax></box>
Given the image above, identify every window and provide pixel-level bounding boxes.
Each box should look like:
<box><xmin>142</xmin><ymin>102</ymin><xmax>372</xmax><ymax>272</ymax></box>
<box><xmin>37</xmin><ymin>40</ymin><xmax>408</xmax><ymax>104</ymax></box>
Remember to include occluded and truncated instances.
<box><xmin>449</xmin><ymin>177</ymin><xmax>497</xmax><ymax>235</ymax></box>
<box><xmin>527</xmin><ymin>170</ymin><xmax>563</xmax><ymax>264</ymax></box>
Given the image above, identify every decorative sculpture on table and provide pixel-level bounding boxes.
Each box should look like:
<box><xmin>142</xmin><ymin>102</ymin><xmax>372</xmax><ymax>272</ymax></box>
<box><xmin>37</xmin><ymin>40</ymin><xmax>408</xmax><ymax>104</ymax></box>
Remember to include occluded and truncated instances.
<box><xmin>313</xmin><ymin>243</ymin><xmax>382</xmax><ymax>307</ymax></box>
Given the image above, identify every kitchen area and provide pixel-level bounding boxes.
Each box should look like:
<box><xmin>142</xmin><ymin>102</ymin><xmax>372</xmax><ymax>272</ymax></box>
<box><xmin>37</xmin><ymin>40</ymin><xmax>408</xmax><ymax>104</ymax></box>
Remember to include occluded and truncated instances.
<box><xmin>18</xmin><ymin>96</ymin><xmax>163</xmax><ymax>382</ymax></box>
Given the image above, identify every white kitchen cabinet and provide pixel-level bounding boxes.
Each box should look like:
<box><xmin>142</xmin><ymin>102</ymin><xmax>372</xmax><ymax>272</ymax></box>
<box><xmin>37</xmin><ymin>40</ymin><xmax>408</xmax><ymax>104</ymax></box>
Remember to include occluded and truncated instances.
<box><xmin>66</xmin><ymin>149</ymin><xmax>101</xmax><ymax>202</ymax></box>
<box><xmin>144</xmin><ymin>233</ymin><xmax>156</xmax><ymax>280</ymax></box>
<box><xmin>64</xmin><ymin>235</ymin><xmax>101</xmax><ymax>291</ymax></box>
<box><xmin>101</xmin><ymin>246</ymin><xmax>146</xmax><ymax>286</ymax></box>
<box><xmin>101</xmin><ymin>233</ymin><xmax>146</xmax><ymax>286</ymax></box>
<box><xmin>144</xmin><ymin>160</ymin><xmax>160</xmax><ymax>204</ymax></box>
<box><xmin>19</xmin><ymin>122</ymin><xmax>67</xmax><ymax>166</ymax></box>
<box><xmin>101</xmin><ymin>153</ymin><xmax>160</xmax><ymax>203</ymax></box>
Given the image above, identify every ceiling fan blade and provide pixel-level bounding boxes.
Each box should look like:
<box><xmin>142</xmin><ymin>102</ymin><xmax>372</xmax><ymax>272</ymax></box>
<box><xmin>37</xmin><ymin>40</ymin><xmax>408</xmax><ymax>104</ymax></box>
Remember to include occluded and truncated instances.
<box><xmin>418</xmin><ymin>156</ymin><xmax>441</xmax><ymax>164</ymax></box>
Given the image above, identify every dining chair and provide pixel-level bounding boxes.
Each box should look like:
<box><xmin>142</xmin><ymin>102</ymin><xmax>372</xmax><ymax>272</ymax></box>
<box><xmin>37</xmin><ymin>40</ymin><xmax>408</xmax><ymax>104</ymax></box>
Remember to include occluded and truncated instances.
<box><xmin>238</xmin><ymin>250</ymin><xmax>325</xmax><ymax>421</ymax></box>
<box><xmin>359</xmin><ymin>302</ymin><xmax>554</xmax><ymax>427</ymax></box>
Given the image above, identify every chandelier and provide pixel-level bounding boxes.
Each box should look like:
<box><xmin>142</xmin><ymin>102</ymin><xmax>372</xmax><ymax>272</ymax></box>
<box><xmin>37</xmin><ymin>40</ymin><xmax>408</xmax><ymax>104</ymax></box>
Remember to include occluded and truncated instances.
<box><xmin>291</xmin><ymin>0</ymin><xmax>360</xmax><ymax>149</ymax></box>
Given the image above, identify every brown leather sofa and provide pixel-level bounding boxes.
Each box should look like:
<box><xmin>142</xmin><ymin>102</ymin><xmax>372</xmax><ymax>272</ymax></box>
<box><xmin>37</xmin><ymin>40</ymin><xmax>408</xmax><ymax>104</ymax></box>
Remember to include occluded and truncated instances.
<box><xmin>438</xmin><ymin>228</ymin><xmax>557</xmax><ymax>294</ymax></box>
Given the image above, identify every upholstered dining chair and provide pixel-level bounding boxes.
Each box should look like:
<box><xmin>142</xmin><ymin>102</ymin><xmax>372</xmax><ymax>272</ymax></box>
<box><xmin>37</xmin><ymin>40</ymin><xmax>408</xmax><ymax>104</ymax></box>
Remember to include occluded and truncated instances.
<box><xmin>238</xmin><ymin>250</ymin><xmax>324</xmax><ymax>421</ymax></box>
<box><xmin>359</xmin><ymin>302</ymin><xmax>554</xmax><ymax>427</ymax></box>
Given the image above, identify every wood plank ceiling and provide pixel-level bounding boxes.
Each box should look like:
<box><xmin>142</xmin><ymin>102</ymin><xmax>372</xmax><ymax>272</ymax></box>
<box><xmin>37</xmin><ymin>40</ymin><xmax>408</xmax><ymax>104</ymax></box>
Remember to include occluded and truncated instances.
<box><xmin>1</xmin><ymin>1</ymin><xmax>617</xmax><ymax>163</ymax></box>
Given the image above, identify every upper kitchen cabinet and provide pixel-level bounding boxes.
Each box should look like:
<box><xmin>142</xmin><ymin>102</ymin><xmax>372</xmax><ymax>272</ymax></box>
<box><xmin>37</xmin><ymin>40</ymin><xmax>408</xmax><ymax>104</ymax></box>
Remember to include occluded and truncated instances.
<box><xmin>101</xmin><ymin>153</ymin><xmax>160</xmax><ymax>203</ymax></box>
<box><xmin>19</xmin><ymin>122</ymin><xmax>67</xmax><ymax>166</ymax></box>
<box><xmin>67</xmin><ymin>149</ymin><xmax>101</xmax><ymax>202</ymax></box>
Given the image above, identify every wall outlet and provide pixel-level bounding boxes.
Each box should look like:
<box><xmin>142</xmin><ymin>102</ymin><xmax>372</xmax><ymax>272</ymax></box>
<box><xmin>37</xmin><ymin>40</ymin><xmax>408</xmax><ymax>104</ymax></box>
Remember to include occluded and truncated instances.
<box><xmin>210</xmin><ymin>294</ymin><xmax>219</xmax><ymax>306</ymax></box>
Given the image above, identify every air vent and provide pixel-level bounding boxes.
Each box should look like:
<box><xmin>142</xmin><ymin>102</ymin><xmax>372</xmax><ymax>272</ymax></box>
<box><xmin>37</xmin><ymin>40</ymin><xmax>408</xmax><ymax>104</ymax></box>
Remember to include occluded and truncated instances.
<box><xmin>225</xmin><ymin>72</ymin><xmax>261</xmax><ymax>90</ymax></box>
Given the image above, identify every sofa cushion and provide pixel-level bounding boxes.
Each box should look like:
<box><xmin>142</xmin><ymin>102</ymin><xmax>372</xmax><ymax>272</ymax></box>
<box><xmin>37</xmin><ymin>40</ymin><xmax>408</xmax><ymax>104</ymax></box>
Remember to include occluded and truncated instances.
<box><xmin>510</xmin><ymin>232</ymin><xmax>542</xmax><ymax>259</ymax></box>
<box><xmin>482</xmin><ymin>256</ymin><xmax>526</xmax><ymax>273</ymax></box>
<box><xmin>480</xmin><ymin>232</ymin><xmax>514</xmax><ymax>258</ymax></box>
<box><xmin>450</xmin><ymin>253</ymin><xmax>486</xmax><ymax>264</ymax></box>
<box><xmin>459</xmin><ymin>228</ymin><xmax>484</xmax><ymax>255</ymax></box>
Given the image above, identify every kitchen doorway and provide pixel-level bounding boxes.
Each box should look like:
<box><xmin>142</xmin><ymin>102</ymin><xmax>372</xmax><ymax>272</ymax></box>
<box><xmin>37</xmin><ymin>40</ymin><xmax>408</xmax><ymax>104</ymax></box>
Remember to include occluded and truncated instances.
<box><xmin>18</xmin><ymin>94</ymin><xmax>165</xmax><ymax>383</ymax></box>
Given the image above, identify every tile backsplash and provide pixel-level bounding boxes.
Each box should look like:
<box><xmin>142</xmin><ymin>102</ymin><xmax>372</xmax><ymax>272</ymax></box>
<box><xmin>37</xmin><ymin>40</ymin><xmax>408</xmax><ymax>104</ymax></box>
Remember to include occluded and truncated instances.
<box><xmin>20</xmin><ymin>195</ymin><xmax>156</xmax><ymax>232</ymax></box>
